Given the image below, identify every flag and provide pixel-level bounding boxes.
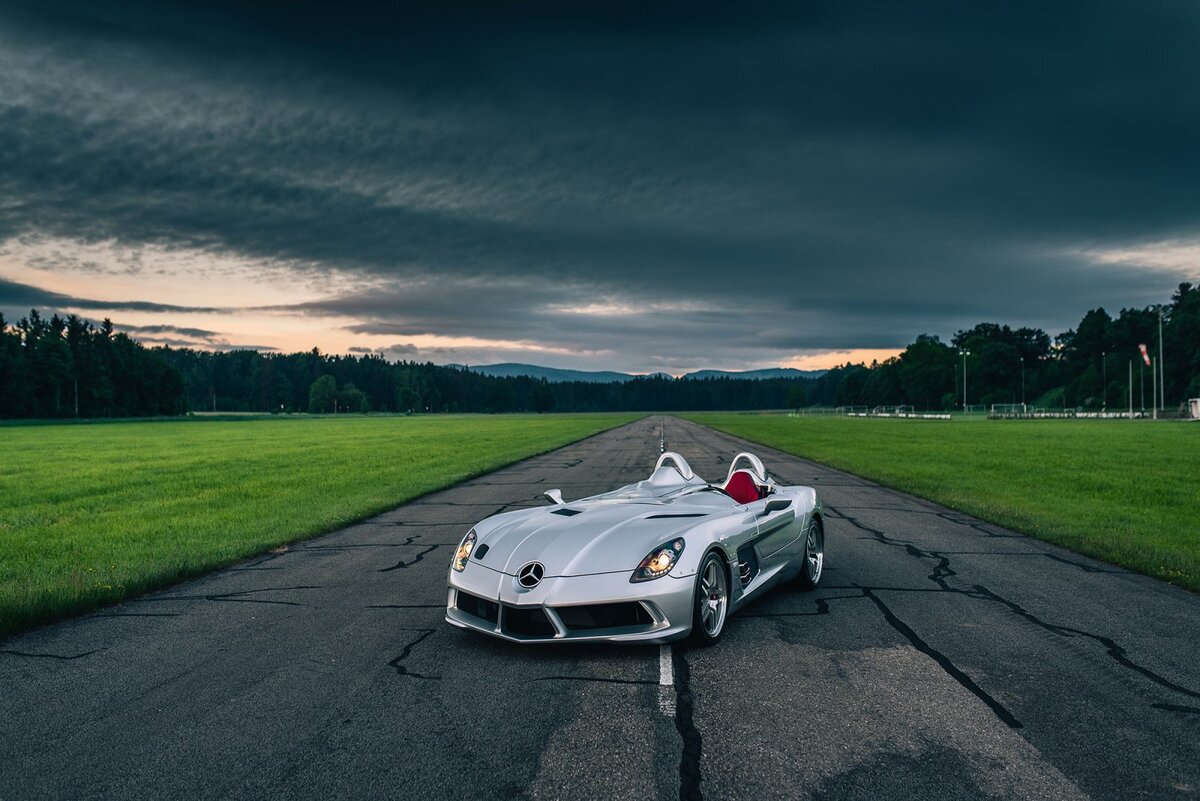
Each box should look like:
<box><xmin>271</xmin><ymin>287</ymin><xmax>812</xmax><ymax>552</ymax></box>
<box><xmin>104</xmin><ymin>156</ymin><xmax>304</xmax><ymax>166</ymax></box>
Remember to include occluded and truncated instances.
<box><xmin>1139</xmin><ymin>344</ymin><xmax>1151</xmax><ymax>366</ymax></box>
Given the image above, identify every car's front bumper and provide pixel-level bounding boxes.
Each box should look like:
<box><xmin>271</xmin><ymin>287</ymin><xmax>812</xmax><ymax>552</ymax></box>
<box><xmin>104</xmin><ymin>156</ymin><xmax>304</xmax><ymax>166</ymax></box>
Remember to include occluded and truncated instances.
<box><xmin>445</xmin><ymin>562</ymin><xmax>695</xmax><ymax>643</ymax></box>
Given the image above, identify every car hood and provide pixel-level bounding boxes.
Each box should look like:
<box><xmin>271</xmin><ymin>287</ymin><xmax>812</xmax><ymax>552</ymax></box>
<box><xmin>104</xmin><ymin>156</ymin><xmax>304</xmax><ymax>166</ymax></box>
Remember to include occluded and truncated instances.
<box><xmin>474</xmin><ymin>500</ymin><xmax>723</xmax><ymax>577</ymax></box>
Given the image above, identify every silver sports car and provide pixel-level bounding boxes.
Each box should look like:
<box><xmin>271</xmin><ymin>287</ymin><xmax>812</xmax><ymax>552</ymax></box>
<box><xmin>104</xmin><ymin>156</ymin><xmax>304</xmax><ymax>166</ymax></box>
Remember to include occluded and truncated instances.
<box><xmin>445</xmin><ymin>451</ymin><xmax>825</xmax><ymax>644</ymax></box>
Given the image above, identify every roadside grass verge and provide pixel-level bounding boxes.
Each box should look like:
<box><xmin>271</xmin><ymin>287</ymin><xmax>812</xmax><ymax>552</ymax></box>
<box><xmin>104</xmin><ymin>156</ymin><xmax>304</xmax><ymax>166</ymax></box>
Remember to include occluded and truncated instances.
<box><xmin>684</xmin><ymin>414</ymin><xmax>1200</xmax><ymax>591</ymax></box>
<box><xmin>0</xmin><ymin>413</ymin><xmax>638</xmax><ymax>639</ymax></box>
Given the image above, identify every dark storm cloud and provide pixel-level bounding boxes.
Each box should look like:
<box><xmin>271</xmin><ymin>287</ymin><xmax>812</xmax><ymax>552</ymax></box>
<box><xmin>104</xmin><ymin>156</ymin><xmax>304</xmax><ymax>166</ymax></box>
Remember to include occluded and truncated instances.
<box><xmin>0</xmin><ymin>278</ymin><xmax>222</xmax><ymax>314</ymax></box>
<box><xmin>114</xmin><ymin>324</ymin><xmax>221</xmax><ymax>341</ymax></box>
<box><xmin>1</xmin><ymin>1</ymin><xmax>1198</xmax><ymax>368</ymax></box>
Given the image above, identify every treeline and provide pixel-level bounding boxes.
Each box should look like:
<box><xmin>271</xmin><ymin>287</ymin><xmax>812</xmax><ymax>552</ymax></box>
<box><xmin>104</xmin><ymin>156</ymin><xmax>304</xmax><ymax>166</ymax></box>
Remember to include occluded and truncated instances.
<box><xmin>156</xmin><ymin>346</ymin><xmax>810</xmax><ymax>414</ymax></box>
<box><xmin>807</xmin><ymin>282</ymin><xmax>1200</xmax><ymax>411</ymax></box>
<box><xmin>0</xmin><ymin>311</ymin><xmax>185</xmax><ymax>418</ymax></box>
<box><xmin>2</xmin><ymin>283</ymin><xmax>1196</xmax><ymax>419</ymax></box>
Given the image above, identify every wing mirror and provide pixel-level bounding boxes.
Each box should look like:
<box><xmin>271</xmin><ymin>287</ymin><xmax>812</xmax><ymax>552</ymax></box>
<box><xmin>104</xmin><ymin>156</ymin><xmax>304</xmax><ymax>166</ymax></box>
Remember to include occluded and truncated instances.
<box><xmin>544</xmin><ymin>489</ymin><xmax>565</xmax><ymax>505</ymax></box>
<box><xmin>760</xmin><ymin>499</ymin><xmax>792</xmax><ymax>516</ymax></box>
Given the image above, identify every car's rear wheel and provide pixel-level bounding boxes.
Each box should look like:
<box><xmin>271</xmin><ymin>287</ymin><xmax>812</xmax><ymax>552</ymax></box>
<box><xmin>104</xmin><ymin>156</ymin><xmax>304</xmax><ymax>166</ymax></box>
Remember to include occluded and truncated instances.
<box><xmin>690</xmin><ymin>551</ymin><xmax>729</xmax><ymax>645</ymax></box>
<box><xmin>797</xmin><ymin>516</ymin><xmax>825</xmax><ymax>590</ymax></box>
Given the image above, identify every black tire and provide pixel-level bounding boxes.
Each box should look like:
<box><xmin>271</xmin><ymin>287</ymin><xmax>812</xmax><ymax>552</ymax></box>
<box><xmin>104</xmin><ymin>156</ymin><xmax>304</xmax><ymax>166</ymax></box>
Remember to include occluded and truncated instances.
<box><xmin>797</xmin><ymin>516</ymin><xmax>825</xmax><ymax>590</ymax></box>
<box><xmin>689</xmin><ymin>551</ymin><xmax>730</xmax><ymax>646</ymax></box>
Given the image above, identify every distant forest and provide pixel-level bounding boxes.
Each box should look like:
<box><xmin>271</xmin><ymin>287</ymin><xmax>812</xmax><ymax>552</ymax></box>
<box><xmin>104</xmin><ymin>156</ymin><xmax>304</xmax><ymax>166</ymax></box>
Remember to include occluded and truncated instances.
<box><xmin>2</xmin><ymin>283</ymin><xmax>1197</xmax><ymax>418</ymax></box>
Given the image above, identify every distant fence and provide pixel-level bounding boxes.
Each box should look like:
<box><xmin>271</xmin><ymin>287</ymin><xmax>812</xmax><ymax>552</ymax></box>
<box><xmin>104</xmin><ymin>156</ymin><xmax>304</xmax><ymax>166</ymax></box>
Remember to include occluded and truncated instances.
<box><xmin>790</xmin><ymin>406</ymin><xmax>948</xmax><ymax>418</ymax></box>
<box><xmin>988</xmin><ymin>407</ymin><xmax>1152</xmax><ymax>419</ymax></box>
<box><xmin>788</xmin><ymin>407</ymin><xmax>844</xmax><ymax>416</ymax></box>
<box><xmin>789</xmin><ymin>406</ymin><xmax>951</xmax><ymax>419</ymax></box>
<box><xmin>847</xmin><ymin>411</ymin><xmax>953</xmax><ymax>420</ymax></box>
<box><xmin>789</xmin><ymin>403</ymin><xmax>1190</xmax><ymax>421</ymax></box>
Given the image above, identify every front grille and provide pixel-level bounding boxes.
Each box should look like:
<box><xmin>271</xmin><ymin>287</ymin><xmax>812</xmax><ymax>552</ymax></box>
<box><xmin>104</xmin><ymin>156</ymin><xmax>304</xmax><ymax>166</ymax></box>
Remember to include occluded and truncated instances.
<box><xmin>456</xmin><ymin>590</ymin><xmax>499</xmax><ymax>624</ymax></box>
<box><xmin>554</xmin><ymin>602</ymin><xmax>653</xmax><ymax>631</ymax></box>
<box><xmin>502</xmin><ymin>605</ymin><xmax>557</xmax><ymax>638</ymax></box>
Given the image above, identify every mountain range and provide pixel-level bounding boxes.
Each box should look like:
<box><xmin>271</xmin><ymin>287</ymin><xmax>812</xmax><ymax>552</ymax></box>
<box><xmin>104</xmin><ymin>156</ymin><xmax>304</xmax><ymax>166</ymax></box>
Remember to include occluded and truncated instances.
<box><xmin>464</xmin><ymin>363</ymin><xmax>825</xmax><ymax>384</ymax></box>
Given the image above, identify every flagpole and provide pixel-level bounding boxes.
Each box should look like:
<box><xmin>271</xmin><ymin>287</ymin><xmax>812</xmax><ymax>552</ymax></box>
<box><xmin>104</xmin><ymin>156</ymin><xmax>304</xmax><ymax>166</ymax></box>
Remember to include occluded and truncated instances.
<box><xmin>1158</xmin><ymin>307</ymin><xmax>1165</xmax><ymax>412</ymax></box>
<box><xmin>1138</xmin><ymin>344</ymin><xmax>1151</xmax><ymax>416</ymax></box>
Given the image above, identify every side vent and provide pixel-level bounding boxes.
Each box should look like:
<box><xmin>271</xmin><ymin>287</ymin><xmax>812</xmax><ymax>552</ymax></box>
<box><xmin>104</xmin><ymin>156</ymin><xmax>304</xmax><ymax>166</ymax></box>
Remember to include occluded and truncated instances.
<box><xmin>645</xmin><ymin>513</ymin><xmax>709</xmax><ymax>520</ymax></box>
<box><xmin>551</xmin><ymin>508</ymin><xmax>583</xmax><ymax>517</ymax></box>
<box><xmin>736</xmin><ymin>545</ymin><xmax>760</xmax><ymax>588</ymax></box>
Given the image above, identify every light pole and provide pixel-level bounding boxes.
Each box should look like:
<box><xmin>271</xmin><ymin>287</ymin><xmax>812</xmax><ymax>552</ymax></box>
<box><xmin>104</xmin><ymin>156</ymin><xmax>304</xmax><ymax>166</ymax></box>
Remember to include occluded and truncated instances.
<box><xmin>1128</xmin><ymin>360</ymin><xmax>1133</xmax><ymax>419</ymax></box>
<box><xmin>1152</xmin><ymin>358</ymin><xmax>1157</xmax><ymax>420</ymax></box>
<box><xmin>1019</xmin><ymin>356</ymin><xmax>1025</xmax><ymax>408</ymax></box>
<box><xmin>1158</xmin><ymin>307</ymin><xmax>1165</xmax><ymax>412</ymax></box>
<box><xmin>960</xmin><ymin>350</ymin><xmax>970</xmax><ymax>413</ymax></box>
<box><xmin>1101</xmin><ymin>350</ymin><xmax>1106</xmax><ymax>413</ymax></box>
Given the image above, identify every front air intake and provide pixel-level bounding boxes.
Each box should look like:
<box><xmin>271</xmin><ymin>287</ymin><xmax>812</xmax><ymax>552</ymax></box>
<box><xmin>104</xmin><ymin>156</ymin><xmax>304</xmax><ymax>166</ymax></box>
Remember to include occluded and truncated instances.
<box><xmin>502</xmin><ymin>606</ymin><xmax>556</xmax><ymax>637</ymax></box>
<box><xmin>456</xmin><ymin>591</ymin><xmax>499</xmax><ymax>624</ymax></box>
<box><xmin>554</xmin><ymin>602</ymin><xmax>653</xmax><ymax>631</ymax></box>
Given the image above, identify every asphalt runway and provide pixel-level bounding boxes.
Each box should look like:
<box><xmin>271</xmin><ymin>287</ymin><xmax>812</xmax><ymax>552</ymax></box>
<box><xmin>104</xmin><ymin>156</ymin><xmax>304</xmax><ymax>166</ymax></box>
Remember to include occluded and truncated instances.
<box><xmin>3</xmin><ymin>416</ymin><xmax>1198</xmax><ymax>800</ymax></box>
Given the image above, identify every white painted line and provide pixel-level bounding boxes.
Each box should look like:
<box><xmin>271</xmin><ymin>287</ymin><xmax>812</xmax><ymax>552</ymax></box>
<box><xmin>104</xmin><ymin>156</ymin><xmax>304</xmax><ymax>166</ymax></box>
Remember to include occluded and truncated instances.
<box><xmin>658</xmin><ymin>644</ymin><xmax>676</xmax><ymax>716</ymax></box>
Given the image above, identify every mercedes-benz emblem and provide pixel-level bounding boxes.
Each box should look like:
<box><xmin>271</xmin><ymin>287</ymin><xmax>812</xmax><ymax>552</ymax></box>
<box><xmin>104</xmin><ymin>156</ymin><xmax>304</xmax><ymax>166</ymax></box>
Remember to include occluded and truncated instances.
<box><xmin>517</xmin><ymin>561</ymin><xmax>545</xmax><ymax>588</ymax></box>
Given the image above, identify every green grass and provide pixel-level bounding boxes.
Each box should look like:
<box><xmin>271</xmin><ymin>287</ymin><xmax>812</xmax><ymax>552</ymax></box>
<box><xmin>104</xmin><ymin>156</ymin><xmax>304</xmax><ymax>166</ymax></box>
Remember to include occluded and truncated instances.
<box><xmin>0</xmin><ymin>413</ymin><xmax>638</xmax><ymax>638</ymax></box>
<box><xmin>685</xmin><ymin>414</ymin><xmax>1200</xmax><ymax>591</ymax></box>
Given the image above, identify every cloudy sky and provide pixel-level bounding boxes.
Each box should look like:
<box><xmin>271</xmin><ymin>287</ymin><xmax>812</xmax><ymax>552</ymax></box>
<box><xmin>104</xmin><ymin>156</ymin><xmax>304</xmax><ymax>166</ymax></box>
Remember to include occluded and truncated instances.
<box><xmin>1</xmin><ymin>1</ymin><xmax>1198</xmax><ymax>373</ymax></box>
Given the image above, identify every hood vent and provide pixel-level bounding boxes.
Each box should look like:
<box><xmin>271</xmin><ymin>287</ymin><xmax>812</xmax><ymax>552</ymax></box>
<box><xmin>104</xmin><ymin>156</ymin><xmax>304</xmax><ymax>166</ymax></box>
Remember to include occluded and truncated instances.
<box><xmin>551</xmin><ymin>508</ymin><xmax>583</xmax><ymax>516</ymax></box>
<box><xmin>474</xmin><ymin>543</ymin><xmax>490</xmax><ymax>560</ymax></box>
<box><xmin>645</xmin><ymin>513</ymin><xmax>709</xmax><ymax>520</ymax></box>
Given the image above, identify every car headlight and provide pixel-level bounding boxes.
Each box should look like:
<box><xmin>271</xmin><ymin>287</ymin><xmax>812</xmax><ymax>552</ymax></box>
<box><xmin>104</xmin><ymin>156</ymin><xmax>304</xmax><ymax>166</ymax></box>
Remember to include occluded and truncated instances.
<box><xmin>630</xmin><ymin>538</ymin><xmax>685</xmax><ymax>583</ymax></box>
<box><xmin>452</xmin><ymin>530</ymin><xmax>476</xmax><ymax>572</ymax></box>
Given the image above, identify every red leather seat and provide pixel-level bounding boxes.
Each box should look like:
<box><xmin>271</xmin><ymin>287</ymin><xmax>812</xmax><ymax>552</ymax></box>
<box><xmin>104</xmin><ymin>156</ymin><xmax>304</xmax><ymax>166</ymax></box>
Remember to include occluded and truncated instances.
<box><xmin>723</xmin><ymin>470</ymin><xmax>762</xmax><ymax>505</ymax></box>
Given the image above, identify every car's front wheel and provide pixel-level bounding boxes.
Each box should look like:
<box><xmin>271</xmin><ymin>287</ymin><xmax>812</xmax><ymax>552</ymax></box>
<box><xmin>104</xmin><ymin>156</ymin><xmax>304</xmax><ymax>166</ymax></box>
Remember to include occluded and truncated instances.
<box><xmin>797</xmin><ymin>516</ymin><xmax>825</xmax><ymax>590</ymax></box>
<box><xmin>689</xmin><ymin>551</ymin><xmax>729</xmax><ymax>645</ymax></box>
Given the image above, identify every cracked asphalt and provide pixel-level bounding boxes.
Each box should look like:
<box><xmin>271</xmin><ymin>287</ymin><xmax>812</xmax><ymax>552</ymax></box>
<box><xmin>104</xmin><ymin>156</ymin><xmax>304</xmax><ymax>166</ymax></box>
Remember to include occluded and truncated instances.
<box><xmin>2</xmin><ymin>416</ymin><xmax>1198</xmax><ymax>800</ymax></box>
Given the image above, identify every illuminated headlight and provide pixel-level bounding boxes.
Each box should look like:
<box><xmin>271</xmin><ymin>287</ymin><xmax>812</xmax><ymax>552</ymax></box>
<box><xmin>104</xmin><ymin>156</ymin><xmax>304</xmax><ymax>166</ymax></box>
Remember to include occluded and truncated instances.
<box><xmin>452</xmin><ymin>530</ymin><xmax>476</xmax><ymax>572</ymax></box>
<box><xmin>630</xmin><ymin>538</ymin><xmax>685</xmax><ymax>583</ymax></box>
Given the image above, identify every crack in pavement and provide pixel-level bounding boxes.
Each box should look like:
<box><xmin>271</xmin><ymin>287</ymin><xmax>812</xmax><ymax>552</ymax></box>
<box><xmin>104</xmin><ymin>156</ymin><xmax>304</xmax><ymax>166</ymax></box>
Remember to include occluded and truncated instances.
<box><xmin>969</xmin><ymin>584</ymin><xmax>1200</xmax><ymax>703</ymax></box>
<box><xmin>672</xmin><ymin>647</ymin><xmax>704</xmax><ymax>801</ymax></box>
<box><xmin>387</xmin><ymin>628</ymin><xmax>441</xmax><ymax>680</ymax></box>
<box><xmin>485</xmin><ymin>497</ymin><xmax>550</xmax><ymax>518</ymax></box>
<box><xmin>135</xmin><ymin>585</ymin><xmax>321</xmax><ymax>606</ymax></box>
<box><xmin>0</xmin><ymin>648</ymin><xmax>103</xmax><ymax>660</ymax></box>
<box><xmin>236</xmin><ymin>549</ymin><xmax>291</xmax><ymax>570</ymax></box>
<box><xmin>1152</xmin><ymin>703</ymin><xmax>1200</xmax><ymax>715</ymax></box>
<box><xmin>412</xmin><ymin>497</ymin><xmax>545</xmax><ymax>509</ymax></box>
<box><xmin>861</xmin><ymin>588</ymin><xmax>1024</xmax><ymax>729</ymax></box>
<box><xmin>935</xmin><ymin>511</ymin><xmax>1022</xmax><ymax>539</ymax></box>
<box><xmin>922</xmin><ymin>551</ymin><xmax>1128</xmax><ymax>575</ymax></box>
<box><xmin>828</xmin><ymin>506</ymin><xmax>956</xmax><ymax>590</ymax></box>
<box><xmin>376</xmin><ymin>521</ymin><xmax>479</xmax><ymax>528</ymax></box>
<box><xmin>738</xmin><ymin>594</ymin><xmax>866</xmax><ymax>618</ymax></box>
<box><xmin>1040</xmin><ymin>552</ymin><xmax>1130</xmax><ymax>574</ymax></box>
<box><xmin>379</xmin><ymin>545</ymin><xmax>441</xmax><ymax>572</ymax></box>
<box><xmin>825</xmin><ymin>505</ymin><xmax>1200</xmax><ymax>713</ymax></box>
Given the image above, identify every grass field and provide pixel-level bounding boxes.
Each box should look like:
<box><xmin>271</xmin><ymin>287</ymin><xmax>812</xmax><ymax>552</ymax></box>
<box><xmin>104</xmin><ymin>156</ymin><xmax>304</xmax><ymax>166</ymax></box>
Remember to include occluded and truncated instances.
<box><xmin>685</xmin><ymin>414</ymin><xmax>1200</xmax><ymax>591</ymax></box>
<box><xmin>0</xmin><ymin>413</ymin><xmax>637</xmax><ymax>639</ymax></box>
